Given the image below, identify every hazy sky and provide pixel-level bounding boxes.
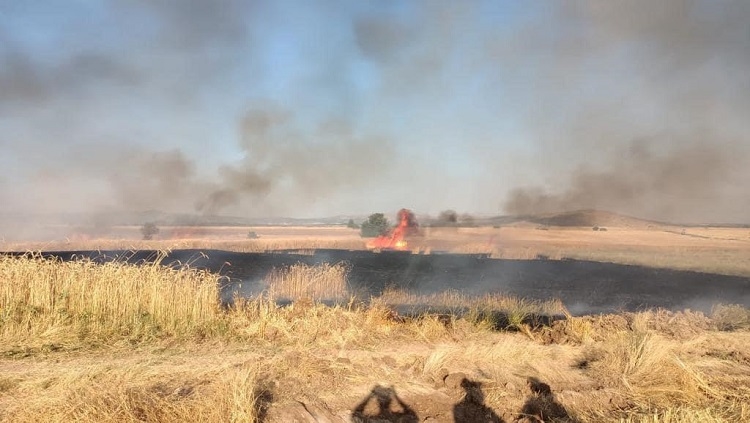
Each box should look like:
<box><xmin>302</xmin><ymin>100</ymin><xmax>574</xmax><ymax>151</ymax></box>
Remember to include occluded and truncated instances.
<box><xmin>1</xmin><ymin>1</ymin><xmax>749</xmax><ymax>223</ymax></box>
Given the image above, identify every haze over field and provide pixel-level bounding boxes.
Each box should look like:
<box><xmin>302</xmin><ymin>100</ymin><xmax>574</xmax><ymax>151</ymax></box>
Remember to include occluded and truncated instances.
<box><xmin>1</xmin><ymin>1</ymin><xmax>749</xmax><ymax>225</ymax></box>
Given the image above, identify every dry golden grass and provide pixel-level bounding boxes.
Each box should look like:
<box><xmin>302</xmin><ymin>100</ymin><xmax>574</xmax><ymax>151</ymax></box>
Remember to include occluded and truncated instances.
<box><xmin>0</xmin><ymin>238</ymin><xmax>366</xmax><ymax>254</ymax></box>
<box><xmin>1</xmin><ymin>255</ymin><xmax>749</xmax><ymax>422</ymax></box>
<box><xmin>1</xmin><ymin>350</ymin><xmax>274</xmax><ymax>423</ymax></box>
<box><xmin>711</xmin><ymin>303</ymin><xmax>750</xmax><ymax>331</ymax></box>
<box><xmin>375</xmin><ymin>289</ymin><xmax>567</xmax><ymax>334</ymax></box>
<box><xmin>0</xmin><ymin>253</ymin><xmax>223</xmax><ymax>348</ymax></box>
<box><xmin>265</xmin><ymin>262</ymin><xmax>350</xmax><ymax>301</ymax></box>
<box><xmin>0</xmin><ymin>225</ymin><xmax>365</xmax><ymax>254</ymax></box>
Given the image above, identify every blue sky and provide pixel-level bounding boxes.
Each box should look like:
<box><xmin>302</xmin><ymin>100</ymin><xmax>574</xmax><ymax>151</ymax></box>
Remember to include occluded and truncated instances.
<box><xmin>1</xmin><ymin>1</ymin><xmax>748</xmax><ymax>223</ymax></box>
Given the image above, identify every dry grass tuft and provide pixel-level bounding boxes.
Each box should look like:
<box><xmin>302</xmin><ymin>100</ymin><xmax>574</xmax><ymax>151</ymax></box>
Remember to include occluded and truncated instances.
<box><xmin>581</xmin><ymin>323</ymin><xmax>749</xmax><ymax>419</ymax></box>
<box><xmin>617</xmin><ymin>406</ymin><xmax>750</xmax><ymax>423</ymax></box>
<box><xmin>264</xmin><ymin>262</ymin><xmax>350</xmax><ymax>301</ymax></box>
<box><xmin>711</xmin><ymin>303</ymin><xmax>750</xmax><ymax>331</ymax></box>
<box><xmin>377</xmin><ymin>290</ymin><xmax>565</xmax><ymax>316</ymax></box>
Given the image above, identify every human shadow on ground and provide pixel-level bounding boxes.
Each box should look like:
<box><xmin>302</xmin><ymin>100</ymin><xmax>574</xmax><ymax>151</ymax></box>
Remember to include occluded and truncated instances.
<box><xmin>453</xmin><ymin>378</ymin><xmax>505</xmax><ymax>423</ymax></box>
<box><xmin>253</xmin><ymin>381</ymin><xmax>274</xmax><ymax>423</ymax></box>
<box><xmin>351</xmin><ymin>385</ymin><xmax>419</xmax><ymax>423</ymax></box>
<box><xmin>517</xmin><ymin>377</ymin><xmax>577</xmax><ymax>422</ymax></box>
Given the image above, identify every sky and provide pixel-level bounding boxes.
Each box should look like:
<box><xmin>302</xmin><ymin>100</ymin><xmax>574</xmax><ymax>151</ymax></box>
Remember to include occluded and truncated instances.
<box><xmin>1</xmin><ymin>0</ymin><xmax>749</xmax><ymax>224</ymax></box>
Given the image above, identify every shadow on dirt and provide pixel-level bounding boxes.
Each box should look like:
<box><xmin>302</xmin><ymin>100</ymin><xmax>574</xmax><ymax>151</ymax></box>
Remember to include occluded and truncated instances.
<box><xmin>453</xmin><ymin>378</ymin><xmax>504</xmax><ymax>423</ymax></box>
<box><xmin>518</xmin><ymin>377</ymin><xmax>577</xmax><ymax>423</ymax></box>
<box><xmin>351</xmin><ymin>385</ymin><xmax>418</xmax><ymax>423</ymax></box>
<box><xmin>7</xmin><ymin>248</ymin><xmax>750</xmax><ymax>315</ymax></box>
<box><xmin>253</xmin><ymin>382</ymin><xmax>274</xmax><ymax>423</ymax></box>
<box><xmin>348</xmin><ymin>377</ymin><xmax>576</xmax><ymax>422</ymax></box>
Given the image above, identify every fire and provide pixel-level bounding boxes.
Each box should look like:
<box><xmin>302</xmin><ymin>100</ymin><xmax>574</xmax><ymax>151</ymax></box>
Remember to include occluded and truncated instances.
<box><xmin>367</xmin><ymin>209</ymin><xmax>419</xmax><ymax>251</ymax></box>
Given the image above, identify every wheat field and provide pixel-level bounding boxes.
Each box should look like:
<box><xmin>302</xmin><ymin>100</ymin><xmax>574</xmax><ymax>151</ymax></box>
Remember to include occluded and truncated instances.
<box><xmin>1</xmin><ymin>254</ymin><xmax>749</xmax><ymax>422</ymax></box>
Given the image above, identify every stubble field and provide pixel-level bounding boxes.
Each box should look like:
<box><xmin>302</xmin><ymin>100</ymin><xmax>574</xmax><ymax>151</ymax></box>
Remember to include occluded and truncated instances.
<box><xmin>1</xmin><ymin>223</ymin><xmax>749</xmax><ymax>422</ymax></box>
<box><xmin>5</xmin><ymin>223</ymin><xmax>750</xmax><ymax>276</ymax></box>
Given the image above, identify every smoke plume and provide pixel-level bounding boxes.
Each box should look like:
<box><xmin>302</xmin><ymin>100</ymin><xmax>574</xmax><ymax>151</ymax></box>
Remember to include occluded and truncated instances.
<box><xmin>499</xmin><ymin>1</ymin><xmax>750</xmax><ymax>223</ymax></box>
<box><xmin>196</xmin><ymin>108</ymin><xmax>393</xmax><ymax>215</ymax></box>
<box><xmin>1</xmin><ymin>0</ymin><xmax>749</xmax><ymax>233</ymax></box>
<box><xmin>505</xmin><ymin>141</ymin><xmax>748</xmax><ymax>223</ymax></box>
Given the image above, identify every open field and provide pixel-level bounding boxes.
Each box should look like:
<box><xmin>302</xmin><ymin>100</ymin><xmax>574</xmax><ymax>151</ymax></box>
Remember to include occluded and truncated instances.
<box><xmin>3</xmin><ymin>223</ymin><xmax>750</xmax><ymax>276</ymax></box>
<box><xmin>2</xmin><ymin>217</ymin><xmax>750</xmax><ymax>421</ymax></box>
<box><xmin>1</xmin><ymin>255</ymin><xmax>749</xmax><ymax>422</ymax></box>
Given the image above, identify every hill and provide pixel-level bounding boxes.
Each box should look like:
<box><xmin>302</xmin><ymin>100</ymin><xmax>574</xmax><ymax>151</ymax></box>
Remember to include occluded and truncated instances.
<box><xmin>481</xmin><ymin>210</ymin><xmax>665</xmax><ymax>229</ymax></box>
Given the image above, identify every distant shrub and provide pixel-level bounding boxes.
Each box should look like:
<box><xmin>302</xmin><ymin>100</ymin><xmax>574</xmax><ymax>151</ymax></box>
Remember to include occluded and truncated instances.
<box><xmin>247</xmin><ymin>231</ymin><xmax>259</xmax><ymax>239</ymax></box>
<box><xmin>712</xmin><ymin>304</ymin><xmax>750</xmax><ymax>331</ymax></box>
<box><xmin>433</xmin><ymin>210</ymin><xmax>458</xmax><ymax>227</ymax></box>
<box><xmin>346</xmin><ymin>219</ymin><xmax>359</xmax><ymax>229</ymax></box>
<box><xmin>141</xmin><ymin>222</ymin><xmax>159</xmax><ymax>240</ymax></box>
<box><xmin>360</xmin><ymin>213</ymin><xmax>389</xmax><ymax>238</ymax></box>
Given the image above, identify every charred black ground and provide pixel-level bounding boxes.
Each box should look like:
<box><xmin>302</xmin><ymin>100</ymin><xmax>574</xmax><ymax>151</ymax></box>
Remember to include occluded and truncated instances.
<box><xmin>6</xmin><ymin>249</ymin><xmax>749</xmax><ymax>316</ymax></box>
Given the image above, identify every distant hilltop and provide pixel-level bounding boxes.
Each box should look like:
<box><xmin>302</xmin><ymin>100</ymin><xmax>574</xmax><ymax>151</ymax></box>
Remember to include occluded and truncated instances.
<box><xmin>514</xmin><ymin>209</ymin><xmax>660</xmax><ymax>228</ymax></box>
<box><xmin>477</xmin><ymin>210</ymin><xmax>749</xmax><ymax>229</ymax></box>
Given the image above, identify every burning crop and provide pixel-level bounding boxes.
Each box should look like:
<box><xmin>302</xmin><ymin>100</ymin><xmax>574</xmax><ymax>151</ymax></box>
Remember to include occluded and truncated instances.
<box><xmin>366</xmin><ymin>209</ymin><xmax>420</xmax><ymax>251</ymax></box>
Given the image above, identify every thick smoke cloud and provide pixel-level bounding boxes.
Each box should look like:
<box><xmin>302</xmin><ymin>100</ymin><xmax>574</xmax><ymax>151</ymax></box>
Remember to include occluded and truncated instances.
<box><xmin>499</xmin><ymin>1</ymin><xmax>750</xmax><ymax>223</ymax></box>
<box><xmin>0</xmin><ymin>1</ymin><xmax>394</xmax><ymax>223</ymax></box>
<box><xmin>505</xmin><ymin>141</ymin><xmax>748</xmax><ymax>223</ymax></box>
<box><xmin>1</xmin><ymin>0</ymin><xmax>749</xmax><ymax>232</ymax></box>
<box><xmin>196</xmin><ymin>108</ymin><xmax>393</xmax><ymax>215</ymax></box>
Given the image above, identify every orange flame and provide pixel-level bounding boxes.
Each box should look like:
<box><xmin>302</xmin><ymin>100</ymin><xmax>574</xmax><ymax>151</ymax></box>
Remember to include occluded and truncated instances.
<box><xmin>367</xmin><ymin>209</ymin><xmax>418</xmax><ymax>251</ymax></box>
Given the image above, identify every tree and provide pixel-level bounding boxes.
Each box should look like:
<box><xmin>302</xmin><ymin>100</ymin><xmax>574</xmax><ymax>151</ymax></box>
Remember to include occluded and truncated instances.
<box><xmin>141</xmin><ymin>222</ymin><xmax>160</xmax><ymax>240</ymax></box>
<box><xmin>436</xmin><ymin>210</ymin><xmax>458</xmax><ymax>226</ymax></box>
<box><xmin>360</xmin><ymin>213</ymin><xmax>390</xmax><ymax>238</ymax></box>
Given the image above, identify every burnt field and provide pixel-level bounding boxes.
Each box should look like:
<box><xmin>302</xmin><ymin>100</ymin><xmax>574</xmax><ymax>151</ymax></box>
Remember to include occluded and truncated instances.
<box><xmin>7</xmin><ymin>248</ymin><xmax>750</xmax><ymax>315</ymax></box>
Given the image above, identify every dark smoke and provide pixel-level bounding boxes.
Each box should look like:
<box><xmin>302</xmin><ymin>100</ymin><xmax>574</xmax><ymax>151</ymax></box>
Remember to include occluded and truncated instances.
<box><xmin>0</xmin><ymin>51</ymin><xmax>139</xmax><ymax>109</ymax></box>
<box><xmin>505</xmin><ymin>141</ymin><xmax>749</xmax><ymax>223</ymax></box>
<box><xmin>499</xmin><ymin>1</ymin><xmax>750</xmax><ymax>223</ymax></box>
<box><xmin>1</xmin><ymin>1</ymin><xmax>749</xmax><ymax>232</ymax></box>
<box><xmin>107</xmin><ymin>149</ymin><xmax>196</xmax><ymax>212</ymax></box>
<box><xmin>0</xmin><ymin>1</ymin><xmax>393</xmax><ymax>225</ymax></box>
<box><xmin>196</xmin><ymin>109</ymin><xmax>394</xmax><ymax>215</ymax></box>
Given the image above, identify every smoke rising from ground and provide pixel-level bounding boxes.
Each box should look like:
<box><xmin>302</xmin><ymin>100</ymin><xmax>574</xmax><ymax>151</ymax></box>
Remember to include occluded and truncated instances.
<box><xmin>196</xmin><ymin>108</ymin><xmax>393</xmax><ymax>215</ymax></box>
<box><xmin>1</xmin><ymin>1</ymin><xmax>749</xmax><ymax>232</ymax></box>
<box><xmin>505</xmin><ymin>141</ymin><xmax>749</xmax><ymax>223</ymax></box>
<box><xmin>499</xmin><ymin>1</ymin><xmax>750</xmax><ymax>223</ymax></box>
<box><xmin>0</xmin><ymin>1</ymin><xmax>394</xmax><ymax>224</ymax></box>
